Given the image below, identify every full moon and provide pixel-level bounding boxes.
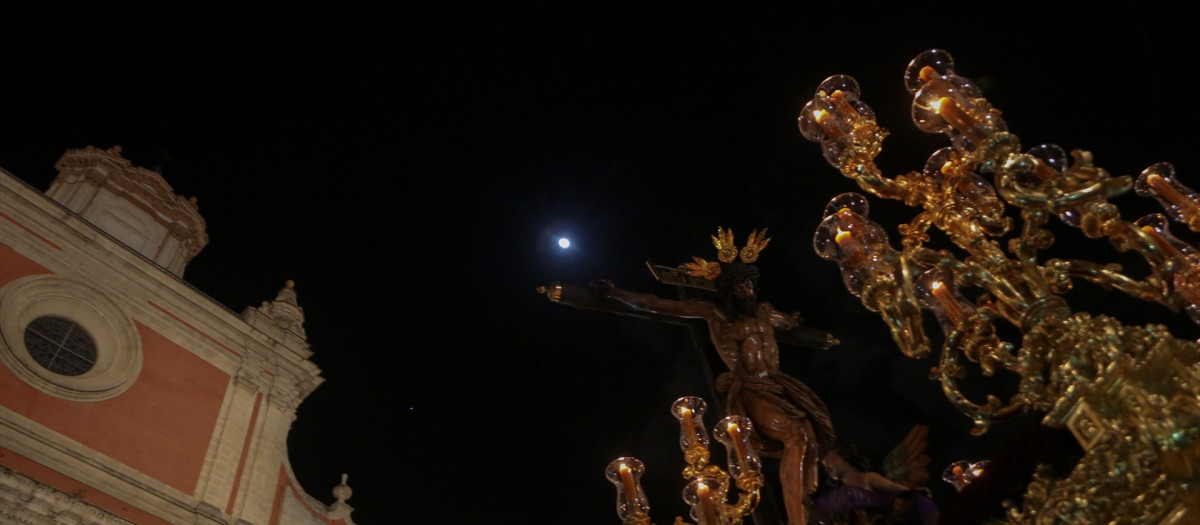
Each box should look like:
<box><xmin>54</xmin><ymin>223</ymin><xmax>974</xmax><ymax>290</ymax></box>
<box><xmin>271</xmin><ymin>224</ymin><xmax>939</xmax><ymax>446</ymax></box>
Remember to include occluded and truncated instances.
<box><xmin>558</xmin><ymin>237</ymin><xmax>571</xmax><ymax>249</ymax></box>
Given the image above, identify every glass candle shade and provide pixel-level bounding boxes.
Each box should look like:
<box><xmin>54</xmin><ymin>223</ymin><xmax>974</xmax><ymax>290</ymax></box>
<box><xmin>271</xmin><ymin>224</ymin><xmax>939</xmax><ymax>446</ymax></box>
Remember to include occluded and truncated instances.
<box><xmin>814</xmin><ymin>208</ymin><xmax>889</xmax><ymax>266</ymax></box>
<box><xmin>671</xmin><ymin>396</ymin><xmax>710</xmax><ymax>451</ymax></box>
<box><xmin>606</xmin><ymin>457</ymin><xmax>650</xmax><ymax>520</ymax></box>
<box><xmin>1134</xmin><ymin>213</ymin><xmax>1194</xmax><ymax>260</ymax></box>
<box><xmin>799</xmin><ymin>74</ymin><xmax>876</xmax><ymax>167</ymax></box>
<box><xmin>922</xmin><ymin>146</ymin><xmax>961</xmax><ymax>188</ymax></box>
<box><xmin>915</xmin><ymin>268</ymin><xmax>974</xmax><ymax>326</ymax></box>
<box><xmin>713</xmin><ymin>415</ymin><xmax>761</xmax><ymax>479</ymax></box>
<box><xmin>941</xmin><ymin>459</ymin><xmax>991</xmax><ymax>492</ymax></box>
<box><xmin>1135</xmin><ymin>162</ymin><xmax>1200</xmax><ymax>226</ymax></box>
<box><xmin>904</xmin><ymin>49</ymin><xmax>956</xmax><ymax>95</ymax></box>
<box><xmin>682</xmin><ymin>478</ymin><xmax>723</xmax><ymax>525</ymax></box>
<box><xmin>908</xmin><ymin>50</ymin><xmax>1005</xmax><ymax>151</ymax></box>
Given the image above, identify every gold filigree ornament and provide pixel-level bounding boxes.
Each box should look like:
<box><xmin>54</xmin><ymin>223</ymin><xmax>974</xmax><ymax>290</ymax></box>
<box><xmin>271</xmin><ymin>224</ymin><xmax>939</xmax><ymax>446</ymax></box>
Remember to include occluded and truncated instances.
<box><xmin>739</xmin><ymin>229</ymin><xmax>770</xmax><ymax>264</ymax></box>
<box><xmin>683</xmin><ymin>257</ymin><xmax>723</xmax><ymax>281</ymax></box>
<box><xmin>803</xmin><ymin>49</ymin><xmax>1200</xmax><ymax>524</ymax></box>
<box><xmin>712</xmin><ymin>226</ymin><xmax>740</xmax><ymax>263</ymax></box>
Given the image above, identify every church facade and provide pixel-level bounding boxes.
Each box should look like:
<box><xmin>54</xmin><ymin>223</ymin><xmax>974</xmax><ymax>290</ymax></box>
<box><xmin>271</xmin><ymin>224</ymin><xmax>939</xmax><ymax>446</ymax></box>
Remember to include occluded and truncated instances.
<box><xmin>0</xmin><ymin>146</ymin><xmax>355</xmax><ymax>524</ymax></box>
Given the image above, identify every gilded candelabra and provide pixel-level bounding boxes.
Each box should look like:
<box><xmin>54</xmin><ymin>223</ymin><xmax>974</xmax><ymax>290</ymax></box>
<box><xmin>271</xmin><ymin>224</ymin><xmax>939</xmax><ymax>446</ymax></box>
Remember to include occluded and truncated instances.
<box><xmin>606</xmin><ymin>396</ymin><xmax>764</xmax><ymax>525</ymax></box>
<box><xmin>800</xmin><ymin>49</ymin><xmax>1200</xmax><ymax>523</ymax></box>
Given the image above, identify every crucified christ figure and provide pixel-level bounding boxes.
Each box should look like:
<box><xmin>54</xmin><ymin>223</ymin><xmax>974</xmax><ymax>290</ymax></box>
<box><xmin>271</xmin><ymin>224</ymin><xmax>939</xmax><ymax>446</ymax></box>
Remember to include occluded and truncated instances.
<box><xmin>541</xmin><ymin>228</ymin><xmax>838</xmax><ymax>525</ymax></box>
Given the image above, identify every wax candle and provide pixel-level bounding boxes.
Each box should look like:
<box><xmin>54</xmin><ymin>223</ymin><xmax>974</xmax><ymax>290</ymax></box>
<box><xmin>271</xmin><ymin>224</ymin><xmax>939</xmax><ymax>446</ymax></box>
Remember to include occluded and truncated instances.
<box><xmin>680</xmin><ymin>407</ymin><xmax>698</xmax><ymax>445</ymax></box>
<box><xmin>1142</xmin><ymin>225</ymin><xmax>1184</xmax><ymax>259</ymax></box>
<box><xmin>930</xmin><ymin>281</ymin><xmax>966</xmax><ymax>324</ymax></box>
<box><xmin>829</xmin><ymin>90</ymin><xmax>857</xmax><ymax>118</ymax></box>
<box><xmin>834</xmin><ymin>228</ymin><xmax>865</xmax><ymax>266</ymax></box>
<box><xmin>1147</xmin><ymin>174</ymin><xmax>1193</xmax><ymax>208</ymax></box>
<box><xmin>934</xmin><ymin>96</ymin><xmax>987</xmax><ymax>143</ymax></box>
<box><xmin>813</xmin><ymin>109</ymin><xmax>845</xmax><ymax>140</ymax></box>
<box><xmin>697</xmin><ymin>482</ymin><xmax>719</xmax><ymax>525</ymax></box>
<box><xmin>619</xmin><ymin>463</ymin><xmax>637</xmax><ymax>501</ymax></box>
<box><xmin>726</xmin><ymin>421</ymin><xmax>748</xmax><ymax>473</ymax></box>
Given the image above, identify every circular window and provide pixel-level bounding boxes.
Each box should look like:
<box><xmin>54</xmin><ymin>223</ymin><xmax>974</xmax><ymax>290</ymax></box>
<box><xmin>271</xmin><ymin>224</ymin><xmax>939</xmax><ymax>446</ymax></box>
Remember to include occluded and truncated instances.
<box><xmin>24</xmin><ymin>315</ymin><xmax>98</xmax><ymax>376</ymax></box>
<box><xmin>0</xmin><ymin>275</ymin><xmax>142</xmax><ymax>401</ymax></box>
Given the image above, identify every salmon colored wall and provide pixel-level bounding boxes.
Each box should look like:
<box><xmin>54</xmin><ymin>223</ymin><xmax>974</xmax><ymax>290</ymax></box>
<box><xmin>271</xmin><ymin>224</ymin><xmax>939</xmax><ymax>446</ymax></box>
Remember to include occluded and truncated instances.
<box><xmin>0</xmin><ymin>242</ymin><xmax>51</xmax><ymax>286</ymax></box>
<box><xmin>3</xmin><ymin>236</ymin><xmax>232</xmax><ymax>494</ymax></box>
<box><xmin>0</xmin><ymin>447</ymin><xmax>171</xmax><ymax>524</ymax></box>
<box><xmin>0</xmin><ymin>322</ymin><xmax>230</xmax><ymax>494</ymax></box>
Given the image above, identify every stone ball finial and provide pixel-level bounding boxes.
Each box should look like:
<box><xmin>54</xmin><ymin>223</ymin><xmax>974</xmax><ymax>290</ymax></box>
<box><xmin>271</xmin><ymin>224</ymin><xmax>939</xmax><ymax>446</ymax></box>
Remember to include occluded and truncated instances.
<box><xmin>333</xmin><ymin>473</ymin><xmax>352</xmax><ymax>503</ymax></box>
<box><xmin>285</xmin><ymin>279</ymin><xmax>295</xmax><ymax>288</ymax></box>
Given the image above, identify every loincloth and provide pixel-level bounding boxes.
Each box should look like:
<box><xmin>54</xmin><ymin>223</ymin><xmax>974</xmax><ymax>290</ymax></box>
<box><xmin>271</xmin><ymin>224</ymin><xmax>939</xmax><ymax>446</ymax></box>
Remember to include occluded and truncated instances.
<box><xmin>716</xmin><ymin>371</ymin><xmax>837</xmax><ymax>458</ymax></box>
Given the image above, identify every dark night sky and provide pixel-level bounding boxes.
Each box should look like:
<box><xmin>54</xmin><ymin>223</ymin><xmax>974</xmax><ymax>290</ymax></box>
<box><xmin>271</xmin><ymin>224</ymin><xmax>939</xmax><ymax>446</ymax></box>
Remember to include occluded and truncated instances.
<box><xmin>3</xmin><ymin>4</ymin><xmax>1198</xmax><ymax>524</ymax></box>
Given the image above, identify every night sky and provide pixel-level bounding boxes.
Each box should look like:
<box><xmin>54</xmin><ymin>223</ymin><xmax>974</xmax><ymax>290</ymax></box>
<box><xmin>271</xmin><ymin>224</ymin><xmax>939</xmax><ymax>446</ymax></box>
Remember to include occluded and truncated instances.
<box><xmin>3</xmin><ymin>5</ymin><xmax>1197</xmax><ymax>524</ymax></box>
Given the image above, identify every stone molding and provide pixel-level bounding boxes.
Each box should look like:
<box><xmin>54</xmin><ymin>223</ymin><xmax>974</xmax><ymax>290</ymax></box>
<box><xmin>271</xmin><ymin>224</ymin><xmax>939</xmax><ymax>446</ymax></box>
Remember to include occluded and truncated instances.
<box><xmin>0</xmin><ymin>275</ymin><xmax>143</xmax><ymax>401</ymax></box>
<box><xmin>0</xmin><ymin>466</ymin><xmax>136</xmax><ymax>525</ymax></box>
<box><xmin>0</xmin><ymin>409</ymin><xmax>205</xmax><ymax>524</ymax></box>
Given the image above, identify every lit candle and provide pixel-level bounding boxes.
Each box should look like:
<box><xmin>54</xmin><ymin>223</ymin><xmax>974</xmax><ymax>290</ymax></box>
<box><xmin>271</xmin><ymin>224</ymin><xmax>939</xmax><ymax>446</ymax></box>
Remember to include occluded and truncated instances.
<box><xmin>813</xmin><ymin>109</ymin><xmax>845</xmax><ymax>140</ymax></box>
<box><xmin>680</xmin><ymin>407</ymin><xmax>698</xmax><ymax>446</ymax></box>
<box><xmin>952</xmin><ymin>465</ymin><xmax>966</xmax><ymax>483</ymax></box>
<box><xmin>726</xmin><ymin>421</ymin><xmax>747</xmax><ymax>470</ymax></box>
<box><xmin>619</xmin><ymin>463</ymin><xmax>638</xmax><ymax>501</ymax></box>
<box><xmin>970</xmin><ymin>464</ymin><xmax>985</xmax><ymax>479</ymax></box>
<box><xmin>1141</xmin><ymin>225</ymin><xmax>1184</xmax><ymax>259</ymax></box>
<box><xmin>829</xmin><ymin>90</ymin><xmax>858</xmax><ymax>117</ymax></box>
<box><xmin>929</xmin><ymin>280</ymin><xmax>966</xmax><ymax>324</ymax></box>
<box><xmin>1146</xmin><ymin>174</ymin><xmax>1195</xmax><ymax>210</ymax></box>
<box><xmin>697</xmin><ymin>481</ymin><xmax>720</xmax><ymax>525</ymax></box>
<box><xmin>940</xmin><ymin>161</ymin><xmax>954</xmax><ymax>176</ymax></box>
<box><xmin>834</xmin><ymin>227</ymin><xmax>865</xmax><ymax>266</ymax></box>
<box><xmin>933</xmin><ymin>96</ymin><xmax>987</xmax><ymax>143</ymax></box>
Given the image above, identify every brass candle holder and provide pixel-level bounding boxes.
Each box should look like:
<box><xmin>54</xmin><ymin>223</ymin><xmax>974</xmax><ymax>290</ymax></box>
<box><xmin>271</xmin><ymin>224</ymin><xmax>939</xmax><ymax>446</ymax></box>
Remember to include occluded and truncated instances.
<box><xmin>800</xmin><ymin>49</ymin><xmax>1200</xmax><ymax>524</ymax></box>
<box><xmin>606</xmin><ymin>396</ymin><xmax>763</xmax><ymax>525</ymax></box>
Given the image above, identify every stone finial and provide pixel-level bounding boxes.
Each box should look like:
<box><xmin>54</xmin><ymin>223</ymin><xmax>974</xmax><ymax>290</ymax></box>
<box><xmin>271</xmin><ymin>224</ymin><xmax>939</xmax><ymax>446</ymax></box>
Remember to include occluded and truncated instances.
<box><xmin>328</xmin><ymin>473</ymin><xmax>355</xmax><ymax>520</ymax></box>
<box><xmin>256</xmin><ymin>280</ymin><xmax>306</xmax><ymax>337</ymax></box>
<box><xmin>239</xmin><ymin>280</ymin><xmax>312</xmax><ymax>357</ymax></box>
<box><xmin>333</xmin><ymin>473</ymin><xmax>352</xmax><ymax>503</ymax></box>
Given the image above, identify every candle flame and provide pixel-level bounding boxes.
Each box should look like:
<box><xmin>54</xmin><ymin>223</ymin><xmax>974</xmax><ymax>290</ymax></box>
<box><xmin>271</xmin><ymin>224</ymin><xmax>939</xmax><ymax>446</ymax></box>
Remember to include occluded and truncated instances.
<box><xmin>813</xmin><ymin>109</ymin><xmax>829</xmax><ymax>123</ymax></box>
<box><xmin>932</xmin><ymin>97</ymin><xmax>946</xmax><ymax>113</ymax></box>
<box><xmin>930</xmin><ymin>281</ymin><xmax>944</xmax><ymax>291</ymax></box>
<box><xmin>835</xmin><ymin>229</ymin><xmax>853</xmax><ymax>245</ymax></box>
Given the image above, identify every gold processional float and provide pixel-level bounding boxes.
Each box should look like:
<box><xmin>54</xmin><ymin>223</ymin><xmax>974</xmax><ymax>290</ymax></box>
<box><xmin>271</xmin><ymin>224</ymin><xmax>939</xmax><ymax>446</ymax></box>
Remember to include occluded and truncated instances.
<box><xmin>602</xmin><ymin>49</ymin><xmax>1200</xmax><ymax>524</ymax></box>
